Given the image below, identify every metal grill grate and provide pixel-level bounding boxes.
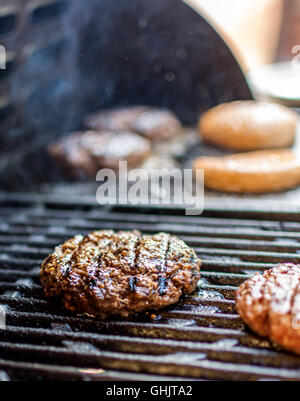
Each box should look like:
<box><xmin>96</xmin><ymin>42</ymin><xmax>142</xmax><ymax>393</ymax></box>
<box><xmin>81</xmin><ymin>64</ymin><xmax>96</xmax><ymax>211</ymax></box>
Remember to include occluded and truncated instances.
<box><xmin>0</xmin><ymin>193</ymin><xmax>300</xmax><ymax>381</ymax></box>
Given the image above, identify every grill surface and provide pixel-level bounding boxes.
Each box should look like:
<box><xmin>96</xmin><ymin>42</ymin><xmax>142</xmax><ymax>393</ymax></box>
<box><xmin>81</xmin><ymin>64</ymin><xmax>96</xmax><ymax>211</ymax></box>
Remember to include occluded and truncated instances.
<box><xmin>0</xmin><ymin>192</ymin><xmax>300</xmax><ymax>381</ymax></box>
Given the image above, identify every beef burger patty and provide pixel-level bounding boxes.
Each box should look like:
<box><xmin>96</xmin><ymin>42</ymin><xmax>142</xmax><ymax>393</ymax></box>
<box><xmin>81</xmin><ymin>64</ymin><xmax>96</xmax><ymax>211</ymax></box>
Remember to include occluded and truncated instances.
<box><xmin>85</xmin><ymin>106</ymin><xmax>182</xmax><ymax>141</ymax></box>
<box><xmin>236</xmin><ymin>264</ymin><xmax>300</xmax><ymax>355</ymax></box>
<box><xmin>49</xmin><ymin>130</ymin><xmax>151</xmax><ymax>178</ymax></box>
<box><xmin>40</xmin><ymin>230</ymin><xmax>201</xmax><ymax>318</ymax></box>
<box><xmin>85</xmin><ymin>106</ymin><xmax>148</xmax><ymax>132</ymax></box>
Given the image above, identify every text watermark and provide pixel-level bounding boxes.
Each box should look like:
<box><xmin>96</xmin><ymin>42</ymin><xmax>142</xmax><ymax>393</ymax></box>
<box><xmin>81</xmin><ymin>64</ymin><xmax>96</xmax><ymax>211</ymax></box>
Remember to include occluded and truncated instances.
<box><xmin>0</xmin><ymin>45</ymin><xmax>6</xmax><ymax>70</ymax></box>
<box><xmin>96</xmin><ymin>162</ymin><xmax>204</xmax><ymax>216</ymax></box>
<box><xmin>0</xmin><ymin>305</ymin><xmax>6</xmax><ymax>329</ymax></box>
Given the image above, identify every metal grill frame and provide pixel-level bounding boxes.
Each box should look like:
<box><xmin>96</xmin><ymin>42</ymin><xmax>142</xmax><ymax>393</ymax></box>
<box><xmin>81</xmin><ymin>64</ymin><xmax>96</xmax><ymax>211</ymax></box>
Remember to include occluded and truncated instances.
<box><xmin>0</xmin><ymin>192</ymin><xmax>300</xmax><ymax>381</ymax></box>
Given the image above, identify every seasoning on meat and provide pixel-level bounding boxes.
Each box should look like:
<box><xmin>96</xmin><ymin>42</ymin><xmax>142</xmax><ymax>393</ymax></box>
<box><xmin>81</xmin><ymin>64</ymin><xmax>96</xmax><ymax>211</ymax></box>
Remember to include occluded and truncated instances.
<box><xmin>40</xmin><ymin>230</ymin><xmax>201</xmax><ymax>318</ymax></box>
<box><xmin>236</xmin><ymin>264</ymin><xmax>300</xmax><ymax>355</ymax></box>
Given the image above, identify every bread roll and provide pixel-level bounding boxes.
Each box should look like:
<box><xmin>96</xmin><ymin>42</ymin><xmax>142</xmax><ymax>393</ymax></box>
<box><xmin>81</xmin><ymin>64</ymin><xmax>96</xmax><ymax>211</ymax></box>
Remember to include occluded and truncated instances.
<box><xmin>194</xmin><ymin>149</ymin><xmax>300</xmax><ymax>193</ymax></box>
<box><xmin>198</xmin><ymin>101</ymin><xmax>298</xmax><ymax>151</ymax></box>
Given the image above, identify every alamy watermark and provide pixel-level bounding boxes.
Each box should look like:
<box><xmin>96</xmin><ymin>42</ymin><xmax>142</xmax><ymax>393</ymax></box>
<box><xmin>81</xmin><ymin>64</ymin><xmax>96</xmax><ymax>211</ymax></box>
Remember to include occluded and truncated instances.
<box><xmin>0</xmin><ymin>305</ymin><xmax>6</xmax><ymax>329</ymax></box>
<box><xmin>96</xmin><ymin>162</ymin><xmax>204</xmax><ymax>216</ymax></box>
<box><xmin>0</xmin><ymin>45</ymin><xmax>6</xmax><ymax>70</ymax></box>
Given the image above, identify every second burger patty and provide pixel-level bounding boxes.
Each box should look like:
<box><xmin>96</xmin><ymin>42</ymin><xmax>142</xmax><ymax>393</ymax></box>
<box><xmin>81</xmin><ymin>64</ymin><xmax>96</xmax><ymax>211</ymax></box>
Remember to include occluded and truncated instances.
<box><xmin>85</xmin><ymin>106</ymin><xmax>182</xmax><ymax>141</ymax></box>
<box><xmin>236</xmin><ymin>264</ymin><xmax>300</xmax><ymax>355</ymax></box>
<box><xmin>49</xmin><ymin>130</ymin><xmax>151</xmax><ymax>179</ymax></box>
<box><xmin>40</xmin><ymin>230</ymin><xmax>201</xmax><ymax>318</ymax></box>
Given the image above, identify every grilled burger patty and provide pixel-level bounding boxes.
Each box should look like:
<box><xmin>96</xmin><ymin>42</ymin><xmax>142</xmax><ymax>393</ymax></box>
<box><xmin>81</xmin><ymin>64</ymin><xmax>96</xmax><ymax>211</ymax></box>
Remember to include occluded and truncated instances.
<box><xmin>236</xmin><ymin>264</ymin><xmax>300</xmax><ymax>355</ymax></box>
<box><xmin>130</xmin><ymin>109</ymin><xmax>182</xmax><ymax>141</ymax></box>
<box><xmin>49</xmin><ymin>130</ymin><xmax>151</xmax><ymax>178</ymax></box>
<box><xmin>40</xmin><ymin>230</ymin><xmax>201</xmax><ymax>318</ymax></box>
<box><xmin>85</xmin><ymin>106</ymin><xmax>148</xmax><ymax>132</ymax></box>
<box><xmin>85</xmin><ymin>106</ymin><xmax>182</xmax><ymax>141</ymax></box>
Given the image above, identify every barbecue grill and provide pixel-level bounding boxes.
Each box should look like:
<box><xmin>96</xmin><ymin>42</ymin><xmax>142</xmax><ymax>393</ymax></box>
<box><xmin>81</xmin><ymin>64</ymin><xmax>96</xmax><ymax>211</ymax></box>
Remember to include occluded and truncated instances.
<box><xmin>1</xmin><ymin>0</ymin><xmax>300</xmax><ymax>382</ymax></box>
<box><xmin>1</xmin><ymin>192</ymin><xmax>300</xmax><ymax>381</ymax></box>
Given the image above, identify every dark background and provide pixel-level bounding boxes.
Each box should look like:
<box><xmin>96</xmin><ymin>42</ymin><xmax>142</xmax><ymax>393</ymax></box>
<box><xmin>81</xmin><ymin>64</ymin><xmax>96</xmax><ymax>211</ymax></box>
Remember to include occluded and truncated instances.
<box><xmin>0</xmin><ymin>0</ymin><xmax>251</xmax><ymax>189</ymax></box>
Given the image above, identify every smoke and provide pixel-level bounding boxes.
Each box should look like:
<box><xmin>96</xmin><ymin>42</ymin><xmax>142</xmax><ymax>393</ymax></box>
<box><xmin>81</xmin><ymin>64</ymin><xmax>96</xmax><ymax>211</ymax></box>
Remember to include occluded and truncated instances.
<box><xmin>1</xmin><ymin>0</ymin><xmax>251</xmax><ymax>189</ymax></box>
<box><xmin>12</xmin><ymin>0</ymin><xmax>251</xmax><ymax>141</ymax></box>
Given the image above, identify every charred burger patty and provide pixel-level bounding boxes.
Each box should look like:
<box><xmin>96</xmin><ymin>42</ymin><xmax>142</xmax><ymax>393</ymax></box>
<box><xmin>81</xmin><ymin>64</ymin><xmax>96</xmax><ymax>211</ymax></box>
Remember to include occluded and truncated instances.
<box><xmin>40</xmin><ymin>230</ymin><xmax>201</xmax><ymax>318</ymax></box>
<box><xmin>236</xmin><ymin>264</ymin><xmax>300</xmax><ymax>355</ymax></box>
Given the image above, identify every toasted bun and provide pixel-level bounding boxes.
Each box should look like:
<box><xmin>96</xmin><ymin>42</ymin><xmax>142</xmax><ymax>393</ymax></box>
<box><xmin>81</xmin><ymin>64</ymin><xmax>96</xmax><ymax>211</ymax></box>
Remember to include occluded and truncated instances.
<box><xmin>194</xmin><ymin>149</ymin><xmax>300</xmax><ymax>193</ymax></box>
<box><xmin>198</xmin><ymin>101</ymin><xmax>298</xmax><ymax>151</ymax></box>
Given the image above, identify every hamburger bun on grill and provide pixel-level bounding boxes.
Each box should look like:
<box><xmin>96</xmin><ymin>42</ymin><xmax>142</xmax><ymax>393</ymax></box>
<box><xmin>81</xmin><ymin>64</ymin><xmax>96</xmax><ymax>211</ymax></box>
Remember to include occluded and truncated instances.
<box><xmin>198</xmin><ymin>101</ymin><xmax>298</xmax><ymax>151</ymax></box>
<box><xmin>193</xmin><ymin>149</ymin><xmax>300</xmax><ymax>193</ymax></box>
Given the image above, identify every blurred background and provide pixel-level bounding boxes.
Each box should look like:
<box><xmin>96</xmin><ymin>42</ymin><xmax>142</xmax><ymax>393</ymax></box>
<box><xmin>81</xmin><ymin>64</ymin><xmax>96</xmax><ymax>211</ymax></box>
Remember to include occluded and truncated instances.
<box><xmin>0</xmin><ymin>0</ymin><xmax>299</xmax><ymax>190</ymax></box>
<box><xmin>189</xmin><ymin>0</ymin><xmax>300</xmax><ymax>105</ymax></box>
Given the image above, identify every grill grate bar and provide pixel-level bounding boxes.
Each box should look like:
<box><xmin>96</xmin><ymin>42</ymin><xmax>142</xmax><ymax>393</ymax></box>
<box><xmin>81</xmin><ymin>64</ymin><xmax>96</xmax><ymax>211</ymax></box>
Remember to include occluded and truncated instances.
<box><xmin>0</xmin><ymin>292</ymin><xmax>236</xmax><ymax>312</ymax></box>
<box><xmin>2</xmin><ymin>226</ymin><xmax>300</xmax><ymax>248</ymax></box>
<box><xmin>0</xmin><ymin>340</ymin><xmax>299</xmax><ymax>381</ymax></box>
<box><xmin>1</xmin><ymin>308</ymin><xmax>277</xmax><ymax>354</ymax></box>
<box><xmin>4</xmin><ymin>218</ymin><xmax>300</xmax><ymax>240</ymax></box>
<box><xmin>183</xmin><ymin>237</ymin><xmax>300</xmax><ymax>252</ymax></box>
<box><xmin>1</xmin><ymin>235</ymin><xmax>300</xmax><ymax>256</ymax></box>
<box><xmin>0</xmin><ymin>358</ymin><xmax>196</xmax><ymax>381</ymax></box>
<box><xmin>3</xmin><ymin>308</ymin><xmax>248</xmax><ymax>341</ymax></box>
<box><xmin>1</xmin><ymin>191</ymin><xmax>300</xmax><ymax>219</ymax></box>
<box><xmin>201</xmin><ymin>260</ymin><xmax>275</xmax><ymax>273</ymax></box>
<box><xmin>2</xmin><ymin>244</ymin><xmax>300</xmax><ymax>264</ymax></box>
<box><xmin>0</xmin><ymin>207</ymin><xmax>289</xmax><ymax>230</ymax></box>
<box><xmin>2</xmin><ymin>325</ymin><xmax>299</xmax><ymax>369</ymax></box>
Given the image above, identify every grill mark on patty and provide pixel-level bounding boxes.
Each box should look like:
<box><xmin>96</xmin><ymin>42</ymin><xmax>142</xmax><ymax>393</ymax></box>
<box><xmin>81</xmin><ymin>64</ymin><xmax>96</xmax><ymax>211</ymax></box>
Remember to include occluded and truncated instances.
<box><xmin>68</xmin><ymin>232</ymin><xmax>113</xmax><ymax>289</ymax></box>
<box><xmin>262</xmin><ymin>270</ymin><xmax>273</xmax><ymax>336</ymax></box>
<box><xmin>129</xmin><ymin>276</ymin><xmax>138</xmax><ymax>292</ymax></box>
<box><xmin>158</xmin><ymin>276</ymin><xmax>167</xmax><ymax>295</ymax></box>
<box><xmin>133</xmin><ymin>236</ymin><xmax>141</xmax><ymax>272</ymax></box>
<box><xmin>263</xmin><ymin>266</ymin><xmax>289</xmax><ymax>335</ymax></box>
<box><xmin>288</xmin><ymin>272</ymin><xmax>300</xmax><ymax>318</ymax></box>
<box><xmin>128</xmin><ymin>235</ymin><xmax>141</xmax><ymax>293</ymax></box>
<box><xmin>258</xmin><ymin>265</ymin><xmax>284</xmax><ymax>336</ymax></box>
<box><xmin>88</xmin><ymin>253</ymin><xmax>103</xmax><ymax>290</ymax></box>
<box><xmin>62</xmin><ymin>235</ymin><xmax>85</xmax><ymax>278</ymax></box>
<box><xmin>87</xmin><ymin>232</ymin><xmax>115</xmax><ymax>285</ymax></box>
<box><xmin>158</xmin><ymin>236</ymin><xmax>171</xmax><ymax>295</ymax></box>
